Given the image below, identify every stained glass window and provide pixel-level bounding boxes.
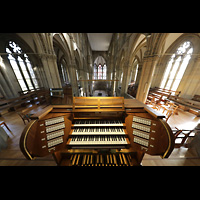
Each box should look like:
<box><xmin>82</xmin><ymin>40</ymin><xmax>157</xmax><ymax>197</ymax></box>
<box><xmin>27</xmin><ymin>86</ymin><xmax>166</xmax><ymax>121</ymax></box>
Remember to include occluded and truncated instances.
<box><xmin>98</xmin><ymin>64</ymin><xmax>102</xmax><ymax>79</ymax></box>
<box><xmin>94</xmin><ymin>66</ymin><xmax>98</xmax><ymax>79</ymax></box>
<box><xmin>94</xmin><ymin>64</ymin><xmax>107</xmax><ymax>80</ymax></box>
<box><xmin>102</xmin><ymin>65</ymin><xmax>106</xmax><ymax>80</ymax></box>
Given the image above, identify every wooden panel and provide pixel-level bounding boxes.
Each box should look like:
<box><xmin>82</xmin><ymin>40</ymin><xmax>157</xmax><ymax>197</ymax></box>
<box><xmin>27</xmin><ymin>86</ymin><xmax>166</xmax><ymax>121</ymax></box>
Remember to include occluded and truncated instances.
<box><xmin>75</xmin><ymin>99</ymin><xmax>98</xmax><ymax>105</ymax></box>
<box><xmin>52</xmin><ymin>105</ymin><xmax>73</xmax><ymax>109</ymax></box>
<box><xmin>20</xmin><ymin>113</ymin><xmax>73</xmax><ymax>159</ymax></box>
<box><xmin>125</xmin><ymin>111</ymin><xmax>174</xmax><ymax>158</ymax></box>
<box><xmin>124</xmin><ymin>99</ymin><xmax>165</xmax><ymax>118</ymax></box>
<box><xmin>100</xmin><ymin>99</ymin><xmax>123</xmax><ymax>105</ymax></box>
<box><xmin>124</xmin><ymin>99</ymin><xmax>144</xmax><ymax>108</ymax></box>
<box><xmin>144</xmin><ymin>105</ymin><xmax>165</xmax><ymax>119</ymax></box>
<box><xmin>30</xmin><ymin>105</ymin><xmax>53</xmax><ymax>120</ymax></box>
<box><xmin>73</xmin><ymin>97</ymin><xmax>124</xmax><ymax>112</ymax></box>
<box><xmin>19</xmin><ymin>120</ymin><xmax>38</xmax><ymax>160</ymax></box>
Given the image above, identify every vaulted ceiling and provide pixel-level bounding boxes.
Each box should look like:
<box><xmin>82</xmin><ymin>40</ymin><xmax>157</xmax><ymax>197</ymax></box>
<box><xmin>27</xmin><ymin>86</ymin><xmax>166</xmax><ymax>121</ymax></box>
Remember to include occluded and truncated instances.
<box><xmin>87</xmin><ymin>33</ymin><xmax>113</xmax><ymax>51</ymax></box>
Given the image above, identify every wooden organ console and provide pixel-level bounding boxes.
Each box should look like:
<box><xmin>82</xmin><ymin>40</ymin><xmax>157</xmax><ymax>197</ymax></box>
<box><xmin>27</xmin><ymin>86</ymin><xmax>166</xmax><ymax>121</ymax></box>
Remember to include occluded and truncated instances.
<box><xmin>20</xmin><ymin>97</ymin><xmax>175</xmax><ymax>166</ymax></box>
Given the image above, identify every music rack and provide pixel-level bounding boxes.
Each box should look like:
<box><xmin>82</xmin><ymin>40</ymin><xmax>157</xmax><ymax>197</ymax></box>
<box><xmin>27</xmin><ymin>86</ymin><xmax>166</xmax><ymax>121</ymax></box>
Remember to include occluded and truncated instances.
<box><xmin>72</xmin><ymin>97</ymin><xmax>125</xmax><ymax>112</ymax></box>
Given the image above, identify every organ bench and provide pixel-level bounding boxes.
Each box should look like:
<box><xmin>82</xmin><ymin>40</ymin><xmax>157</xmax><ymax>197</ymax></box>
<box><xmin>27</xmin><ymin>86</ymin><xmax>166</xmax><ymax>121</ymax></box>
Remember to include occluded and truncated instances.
<box><xmin>19</xmin><ymin>97</ymin><xmax>175</xmax><ymax>166</ymax></box>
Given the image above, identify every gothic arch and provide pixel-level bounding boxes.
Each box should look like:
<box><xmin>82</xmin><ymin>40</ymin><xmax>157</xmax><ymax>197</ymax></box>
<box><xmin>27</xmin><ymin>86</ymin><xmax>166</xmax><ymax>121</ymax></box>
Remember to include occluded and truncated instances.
<box><xmin>53</xmin><ymin>33</ymin><xmax>73</xmax><ymax>66</ymax></box>
<box><xmin>164</xmin><ymin>33</ymin><xmax>200</xmax><ymax>55</ymax></box>
<box><xmin>152</xmin><ymin>33</ymin><xmax>200</xmax><ymax>92</ymax></box>
<box><xmin>115</xmin><ymin>49</ymin><xmax>125</xmax><ymax>70</ymax></box>
<box><xmin>94</xmin><ymin>55</ymin><xmax>106</xmax><ymax>66</ymax></box>
<box><xmin>74</xmin><ymin>49</ymin><xmax>82</xmax><ymax>69</ymax></box>
<box><xmin>155</xmin><ymin>33</ymin><xmax>200</xmax><ymax>75</ymax></box>
<box><xmin>0</xmin><ymin>33</ymin><xmax>47</xmax><ymax>97</ymax></box>
<box><xmin>128</xmin><ymin>33</ymin><xmax>146</xmax><ymax>59</ymax></box>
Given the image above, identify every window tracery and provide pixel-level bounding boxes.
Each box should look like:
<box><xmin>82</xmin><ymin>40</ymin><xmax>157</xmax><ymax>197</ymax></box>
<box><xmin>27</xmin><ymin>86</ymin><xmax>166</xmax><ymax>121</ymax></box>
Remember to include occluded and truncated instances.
<box><xmin>160</xmin><ymin>41</ymin><xmax>193</xmax><ymax>92</ymax></box>
<box><xmin>94</xmin><ymin>64</ymin><xmax>107</xmax><ymax>80</ymax></box>
<box><xmin>6</xmin><ymin>41</ymin><xmax>39</xmax><ymax>91</ymax></box>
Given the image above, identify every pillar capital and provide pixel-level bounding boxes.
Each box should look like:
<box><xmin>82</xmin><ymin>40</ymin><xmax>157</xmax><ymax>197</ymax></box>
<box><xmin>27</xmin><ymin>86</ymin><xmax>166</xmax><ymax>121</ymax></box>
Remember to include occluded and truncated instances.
<box><xmin>38</xmin><ymin>53</ymin><xmax>57</xmax><ymax>61</ymax></box>
<box><xmin>143</xmin><ymin>54</ymin><xmax>159</xmax><ymax>62</ymax></box>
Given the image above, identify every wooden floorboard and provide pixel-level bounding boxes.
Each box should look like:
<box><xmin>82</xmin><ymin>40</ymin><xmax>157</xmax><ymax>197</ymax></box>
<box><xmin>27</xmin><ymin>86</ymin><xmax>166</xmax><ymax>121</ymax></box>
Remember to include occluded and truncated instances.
<box><xmin>0</xmin><ymin>108</ymin><xmax>200</xmax><ymax>166</ymax></box>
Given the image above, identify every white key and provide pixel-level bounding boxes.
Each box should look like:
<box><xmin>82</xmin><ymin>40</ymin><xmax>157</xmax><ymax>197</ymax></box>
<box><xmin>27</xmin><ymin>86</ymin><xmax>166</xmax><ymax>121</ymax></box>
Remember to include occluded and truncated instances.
<box><xmin>69</xmin><ymin>136</ymin><xmax>127</xmax><ymax>145</ymax></box>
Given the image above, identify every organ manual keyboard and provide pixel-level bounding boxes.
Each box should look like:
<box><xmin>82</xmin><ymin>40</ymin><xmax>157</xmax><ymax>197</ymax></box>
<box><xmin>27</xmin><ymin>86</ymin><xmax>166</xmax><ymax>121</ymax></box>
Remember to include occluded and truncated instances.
<box><xmin>67</xmin><ymin>118</ymin><xmax>129</xmax><ymax>149</ymax></box>
<box><xmin>20</xmin><ymin>97</ymin><xmax>175</xmax><ymax>166</ymax></box>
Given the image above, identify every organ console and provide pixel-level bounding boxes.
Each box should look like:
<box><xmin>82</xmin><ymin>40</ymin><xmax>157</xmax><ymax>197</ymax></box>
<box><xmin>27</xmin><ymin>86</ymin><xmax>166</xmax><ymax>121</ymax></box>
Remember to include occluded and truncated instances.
<box><xmin>19</xmin><ymin>97</ymin><xmax>175</xmax><ymax>166</ymax></box>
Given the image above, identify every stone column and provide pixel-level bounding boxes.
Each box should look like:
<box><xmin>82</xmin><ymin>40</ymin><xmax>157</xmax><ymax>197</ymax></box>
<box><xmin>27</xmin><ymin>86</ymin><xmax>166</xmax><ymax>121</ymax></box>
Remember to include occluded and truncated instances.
<box><xmin>39</xmin><ymin>54</ymin><xmax>62</xmax><ymax>88</ymax></box>
<box><xmin>0</xmin><ymin>56</ymin><xmax>18</xmax><ymax>98</ymax></box>
<box><xmin>120</xmin><ymin>62</ymin><xmax>132</xmax><ymax>97</ymax></box>
<box><xmin>135</xmin><ymin>62</ymin><xmax>143</xmax><ymax>85</ymax></box>
<box><xmin>136</xmin><ymin>55</ymin><xmax>159</xmax><ymax>103</ymax></box>
<box><xmin>68</xmin><ymin>35</ymin><xmax>79</xmax><ymax>97</ymax></box>
<box><xmin>87</xmin><ymin>55</ymin><xmax>93</xmax><ymax>96</ymax></box>
<box><xmin>68</xmin><ymin>61</ymin><xmax>79</xmax><ymax>97</ymax></box>
<box><xmin>109</xmin><ymin>59</ymin><xmax>115</xmax><ymax>96</ymax></box>
<box><xmin>79</xmin><ymin>68</ymin><xmax>88</xmax><ymax>96</ymax></box>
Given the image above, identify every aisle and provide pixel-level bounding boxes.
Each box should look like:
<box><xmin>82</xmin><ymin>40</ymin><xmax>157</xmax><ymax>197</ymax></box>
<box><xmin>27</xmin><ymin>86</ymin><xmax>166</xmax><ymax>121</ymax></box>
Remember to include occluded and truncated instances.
<box><xmin>93</xmin><ymin>90</ymin><xmax>108</xmax><ymax>97</ymax></box>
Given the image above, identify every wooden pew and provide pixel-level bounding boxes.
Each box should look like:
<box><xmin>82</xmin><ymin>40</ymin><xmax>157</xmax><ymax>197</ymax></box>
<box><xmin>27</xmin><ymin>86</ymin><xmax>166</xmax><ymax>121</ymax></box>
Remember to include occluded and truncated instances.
<box><xmin>0</xmin><ymin>88</ymin><xmax>50</xmax><ymax>116</ymax></box>
<box><xmin>169</xmin><ymin>95</ymin><xmax>200</xmax><ymax>117</ymax></box>
<box><xmin>146</xmin><ymin>87</ymin><xmax>181</xmax><ymax>105</ymax></box>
